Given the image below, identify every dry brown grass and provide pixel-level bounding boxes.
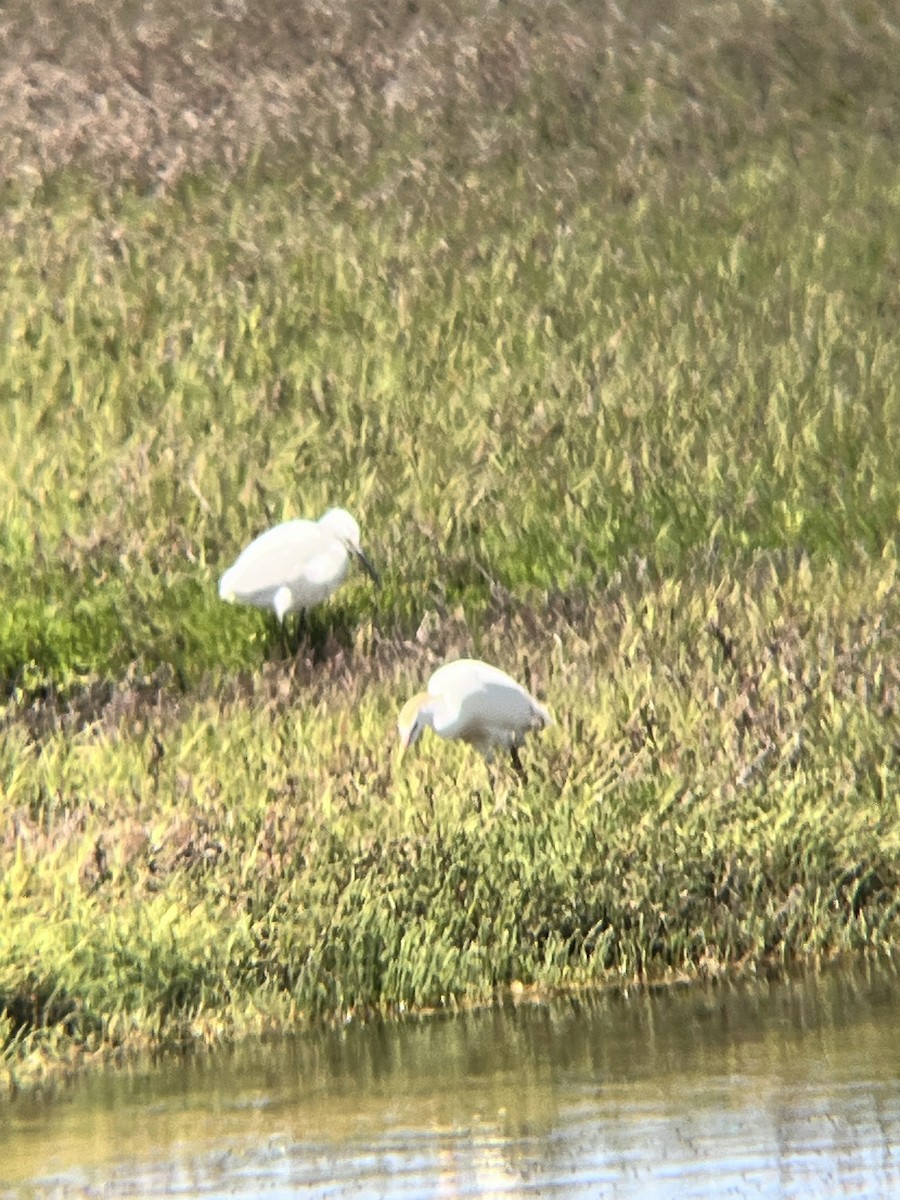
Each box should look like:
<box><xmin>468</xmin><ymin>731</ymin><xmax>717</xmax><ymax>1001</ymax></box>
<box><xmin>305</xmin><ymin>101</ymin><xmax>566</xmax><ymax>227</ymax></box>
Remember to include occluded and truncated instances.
<box><xmin>3</xmin><ymin>0</ymin><xmax>899</xmax><ymax>189</ymax></box>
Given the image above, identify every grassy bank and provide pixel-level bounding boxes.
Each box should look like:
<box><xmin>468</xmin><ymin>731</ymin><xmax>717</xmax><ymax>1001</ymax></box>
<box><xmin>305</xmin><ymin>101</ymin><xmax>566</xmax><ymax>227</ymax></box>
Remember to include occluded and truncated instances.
<box><xmin>1</xmin><ymin>0</ymin><xmax>900</xmax><ymax>1091</ymax></box>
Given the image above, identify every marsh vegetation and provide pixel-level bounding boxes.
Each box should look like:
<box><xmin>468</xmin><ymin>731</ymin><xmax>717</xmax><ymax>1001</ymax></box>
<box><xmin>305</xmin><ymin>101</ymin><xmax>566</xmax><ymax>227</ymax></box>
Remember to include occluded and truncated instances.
<box><xmin>1</xmin><ymin>0</ymin><xmax>898</xmax><ymax>1092</ymax></box>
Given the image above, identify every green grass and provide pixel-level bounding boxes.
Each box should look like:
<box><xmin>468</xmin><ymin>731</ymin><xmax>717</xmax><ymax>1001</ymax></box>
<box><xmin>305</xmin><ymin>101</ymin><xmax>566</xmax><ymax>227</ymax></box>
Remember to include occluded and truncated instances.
<box><xmin>1</xmin><ymin>0</ymin><xmax>900</xmax><ymax>1092</ymax></box>
<box><xmin>2</xmin><ymin>142</ymin><xmax>897</xmax><ymax>684</ymax></box>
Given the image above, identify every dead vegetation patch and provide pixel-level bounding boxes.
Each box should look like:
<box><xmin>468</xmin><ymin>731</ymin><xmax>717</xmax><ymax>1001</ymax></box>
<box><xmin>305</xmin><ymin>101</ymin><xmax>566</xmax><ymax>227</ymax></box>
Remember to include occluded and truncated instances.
<box><xmin>3</xmin><ymin>1</ymin><xmax>900</xmax><ymax>188</ymax></box>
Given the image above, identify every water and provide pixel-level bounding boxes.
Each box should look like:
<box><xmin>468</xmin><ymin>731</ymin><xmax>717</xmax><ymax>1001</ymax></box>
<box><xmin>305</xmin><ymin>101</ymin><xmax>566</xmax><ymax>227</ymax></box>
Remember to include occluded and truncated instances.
<box><xmin>2</xmin><ymin>960</ymin><xmax>900</xmax><ymax>1198</ymax></box>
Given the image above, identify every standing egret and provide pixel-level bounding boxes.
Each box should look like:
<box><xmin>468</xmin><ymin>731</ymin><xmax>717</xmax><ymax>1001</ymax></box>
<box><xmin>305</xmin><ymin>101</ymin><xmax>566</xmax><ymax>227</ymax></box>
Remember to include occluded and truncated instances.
<box><xmin>397</xmin><ymin>658</ymin><xmax>552</xmax><ymax>782</ymax></box>
<box><xmin>218</xmin><ymin>507</ymin><xmax>379</xmax><ymax>652</ymax></box>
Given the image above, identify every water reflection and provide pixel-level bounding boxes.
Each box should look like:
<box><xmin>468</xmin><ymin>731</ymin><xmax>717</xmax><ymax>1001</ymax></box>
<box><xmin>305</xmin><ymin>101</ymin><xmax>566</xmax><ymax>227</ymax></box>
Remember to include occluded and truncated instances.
<box><xmin>2</xmin><ymin>958</ymin><xmax>900</xmax><ymax>1198</ymax></box>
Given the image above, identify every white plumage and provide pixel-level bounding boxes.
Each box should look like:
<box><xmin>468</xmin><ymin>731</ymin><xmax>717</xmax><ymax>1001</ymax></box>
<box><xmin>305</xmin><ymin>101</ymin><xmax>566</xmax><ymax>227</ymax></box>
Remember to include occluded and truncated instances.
<box><xmin>218</xmin><ymin>507</ymin><xmax>378</xmax><ymax>624</ymax></box>
<box><xmin>397</xmin><ymin>658</ymin><xmax>552</xmax><ymax>780</ymax></box>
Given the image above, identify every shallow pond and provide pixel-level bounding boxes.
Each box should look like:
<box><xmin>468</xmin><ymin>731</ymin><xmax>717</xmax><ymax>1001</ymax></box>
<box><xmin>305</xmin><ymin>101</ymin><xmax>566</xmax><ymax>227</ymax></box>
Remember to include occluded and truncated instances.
<box><xmin>3</xmin><ymin>959</ymin><xmax>900</xmax><ymax>1198</ymax></box>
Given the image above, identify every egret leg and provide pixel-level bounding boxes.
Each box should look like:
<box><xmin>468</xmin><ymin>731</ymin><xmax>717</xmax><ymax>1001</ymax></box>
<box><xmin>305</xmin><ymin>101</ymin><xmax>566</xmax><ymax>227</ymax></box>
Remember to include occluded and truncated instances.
<box><xmin>510</xmin><ymin>746</ymin><xmax>528</xmax><ymax>785</ymax></box>
<box><xmin>278</xmin><ymin>617</ymin><xmax>291</xmax><ymax>660</ymax></box>
<box><xmin>293</xmin><ymin>609</ymin><xmax>309</xmax><ymax>655</ymax></box>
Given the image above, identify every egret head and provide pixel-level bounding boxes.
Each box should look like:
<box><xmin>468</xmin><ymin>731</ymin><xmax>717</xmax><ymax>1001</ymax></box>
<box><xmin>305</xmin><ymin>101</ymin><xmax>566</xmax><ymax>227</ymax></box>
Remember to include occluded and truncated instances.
<box><xmin>319</xmin><ymin>507</ymin><xmax>380</xmax><ymax>585</ymax></box>
<box><xmin>397</xmin><ymin>692</ymin><xmax>431</xmax><ymax>754</ymax></box>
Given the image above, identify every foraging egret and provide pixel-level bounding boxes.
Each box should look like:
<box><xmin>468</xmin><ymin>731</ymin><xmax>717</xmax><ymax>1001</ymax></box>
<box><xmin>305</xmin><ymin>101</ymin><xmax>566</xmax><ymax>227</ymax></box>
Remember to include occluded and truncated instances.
<box><xmin>218</xmin><ymin>508</ymin><xmax>379</xmax><ymax>648</ymax></box>
<box><xmin>397</xmin><ymin>658</ymin><xmax>552</xmax><ymax>781</ymax></box>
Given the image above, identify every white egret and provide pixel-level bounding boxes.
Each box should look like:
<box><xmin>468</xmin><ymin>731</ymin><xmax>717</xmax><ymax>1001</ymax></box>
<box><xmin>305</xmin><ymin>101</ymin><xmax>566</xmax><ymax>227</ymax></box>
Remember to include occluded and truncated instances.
<box><xmin>219</xmin><ymin>507</ymin><xmax>379</xmax><ymax>650</ymax></box>
<box><xmin>397</xmin><ymin>658</ymin><xmax>552</xmax><ymax>782</ymax></box>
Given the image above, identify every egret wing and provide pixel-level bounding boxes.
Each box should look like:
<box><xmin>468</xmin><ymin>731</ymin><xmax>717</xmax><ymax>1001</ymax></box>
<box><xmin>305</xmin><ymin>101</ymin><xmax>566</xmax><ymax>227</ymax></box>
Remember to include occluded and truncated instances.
<box><xmin>428</xmin><ymin>658</ymin><xmax>518</xmax><ymax>695</ymax></box>
<box><xmin>221</xmin><ymin>519</ymin><xmax>319</xmax><ymax>598</ymax></box>
<box><xmin>441</xmin><ymin>677</ymin><xmax>535</xmax><ymax>745</ymax></box>
<box><xmin>427</xmin><ymin>658</ymin><xmax>551</xmax><ymax>748</ymax></box>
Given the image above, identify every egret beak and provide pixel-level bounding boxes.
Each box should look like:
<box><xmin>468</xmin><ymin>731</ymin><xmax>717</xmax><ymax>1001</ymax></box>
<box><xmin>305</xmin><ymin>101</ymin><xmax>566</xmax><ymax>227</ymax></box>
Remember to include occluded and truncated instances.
<box><xmin>396</xmin><ymin>695</ymin><xmax>428</xmax><ymax>759</ymax></box>
<box><xmin>354</xmin><ymin>547</ymin><xmax>380</xmax><ymax>586</ymax></box>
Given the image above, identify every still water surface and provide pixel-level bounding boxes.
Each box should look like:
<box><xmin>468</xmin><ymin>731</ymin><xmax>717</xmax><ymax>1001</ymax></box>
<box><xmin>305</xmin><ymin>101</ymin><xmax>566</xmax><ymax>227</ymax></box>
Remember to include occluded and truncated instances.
<box><xmin>2</xmin><ymin>960</ymin><xmax>900</xmax><ymax>1198</ymax></box>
